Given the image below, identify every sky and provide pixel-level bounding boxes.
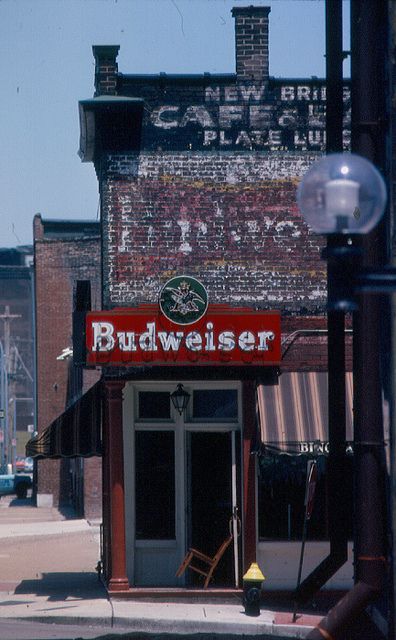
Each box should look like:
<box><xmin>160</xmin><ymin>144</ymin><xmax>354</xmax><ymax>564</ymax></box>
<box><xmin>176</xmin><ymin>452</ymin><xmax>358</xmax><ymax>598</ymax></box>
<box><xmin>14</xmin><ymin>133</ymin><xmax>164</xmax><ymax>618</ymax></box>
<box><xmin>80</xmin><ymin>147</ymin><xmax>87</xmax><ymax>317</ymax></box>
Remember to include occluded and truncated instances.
<box><xmin>0</xmin><ymin>0</ymin><xmax>350</xmax><ymax>248</ymax></box>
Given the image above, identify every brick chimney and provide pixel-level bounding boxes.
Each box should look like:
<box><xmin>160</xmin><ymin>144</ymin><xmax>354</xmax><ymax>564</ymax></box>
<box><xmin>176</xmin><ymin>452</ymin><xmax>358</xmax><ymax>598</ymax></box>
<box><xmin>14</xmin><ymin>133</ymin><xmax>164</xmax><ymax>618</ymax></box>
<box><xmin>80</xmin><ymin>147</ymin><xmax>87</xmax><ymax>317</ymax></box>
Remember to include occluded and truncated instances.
<box><xmin>92</xmin><ymin>45</ymin><xmax>120</xmax><ymax>96</ymax></box>
<box><xmin>232</xmin><ymin>6</ymin><xmax>271</xmax><ymax>82</ymax></box>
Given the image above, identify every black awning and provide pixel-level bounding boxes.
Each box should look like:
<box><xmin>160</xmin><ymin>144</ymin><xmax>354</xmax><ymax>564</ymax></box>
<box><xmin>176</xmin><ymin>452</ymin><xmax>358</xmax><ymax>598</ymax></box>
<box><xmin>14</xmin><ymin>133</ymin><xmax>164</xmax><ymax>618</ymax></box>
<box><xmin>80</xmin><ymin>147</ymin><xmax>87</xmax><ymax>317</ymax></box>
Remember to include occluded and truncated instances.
<box><xmin>26</xmin><ymin>382</ymin><xmax>102</xmax><ymax>459</ymax></box>
<box><xmin>257</xmin><ymin>372</ymin><xmax>353</xmax><ymax>456</ymax></box>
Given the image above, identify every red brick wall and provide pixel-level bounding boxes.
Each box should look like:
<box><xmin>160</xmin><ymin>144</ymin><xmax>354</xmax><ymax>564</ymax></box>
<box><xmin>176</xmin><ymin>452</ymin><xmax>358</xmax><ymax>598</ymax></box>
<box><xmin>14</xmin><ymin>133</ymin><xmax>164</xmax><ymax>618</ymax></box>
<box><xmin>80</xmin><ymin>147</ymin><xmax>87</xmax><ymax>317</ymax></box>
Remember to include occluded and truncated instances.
<box><xmin>102</xmin><ymin>152</ymin><xmax>326</xmax><ymax>319</ymax></box>
<box><xmin>99</xmin><ymin>151</ymin><xmax>355</xmax><ymax>374</ymax></box>
<box><xmin>34</xmin><ymin>216</ymin><xmax>101</xmax><ymax>512</ymax></box>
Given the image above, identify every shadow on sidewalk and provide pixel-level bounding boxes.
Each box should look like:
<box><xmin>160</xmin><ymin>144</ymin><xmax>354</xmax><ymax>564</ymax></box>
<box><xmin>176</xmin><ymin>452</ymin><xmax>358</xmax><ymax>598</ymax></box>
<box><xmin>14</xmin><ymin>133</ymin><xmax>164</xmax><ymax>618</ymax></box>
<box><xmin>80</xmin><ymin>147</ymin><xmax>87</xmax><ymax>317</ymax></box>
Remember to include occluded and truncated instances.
<box><xmin>5</xmin><ymin>497</ymin><xmax>34</xmax><ymax>508</ymax></box>
<box><xmin>14</xmin><ymin>571</ymin><xmax>107</xmax><ymax>601</ymax></box>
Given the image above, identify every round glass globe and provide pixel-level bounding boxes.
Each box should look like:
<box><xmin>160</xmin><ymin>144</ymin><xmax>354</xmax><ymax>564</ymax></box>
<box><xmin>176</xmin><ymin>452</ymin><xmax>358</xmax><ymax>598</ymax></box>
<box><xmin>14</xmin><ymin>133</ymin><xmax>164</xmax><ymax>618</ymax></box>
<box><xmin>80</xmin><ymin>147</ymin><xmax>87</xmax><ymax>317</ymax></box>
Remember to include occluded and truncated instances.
<box><xmin>297</xmin><ymin>153</ymin><xmax>387</xmax><ymax>234</ymax></box>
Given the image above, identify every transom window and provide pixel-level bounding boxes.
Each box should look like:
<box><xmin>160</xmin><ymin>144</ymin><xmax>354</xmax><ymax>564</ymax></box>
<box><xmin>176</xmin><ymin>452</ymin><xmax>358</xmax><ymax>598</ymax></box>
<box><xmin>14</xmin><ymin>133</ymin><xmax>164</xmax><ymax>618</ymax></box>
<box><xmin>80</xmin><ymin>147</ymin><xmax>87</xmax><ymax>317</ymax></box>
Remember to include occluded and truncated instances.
<box><xmin>138</xmin><ymin>391</ymin><xmax>171</xmax><ymax>420</ymax></box>
<box><xmin>192</xmin><ymin>389</ymin><xmax>238</xmax><ymax>421</ymax></box>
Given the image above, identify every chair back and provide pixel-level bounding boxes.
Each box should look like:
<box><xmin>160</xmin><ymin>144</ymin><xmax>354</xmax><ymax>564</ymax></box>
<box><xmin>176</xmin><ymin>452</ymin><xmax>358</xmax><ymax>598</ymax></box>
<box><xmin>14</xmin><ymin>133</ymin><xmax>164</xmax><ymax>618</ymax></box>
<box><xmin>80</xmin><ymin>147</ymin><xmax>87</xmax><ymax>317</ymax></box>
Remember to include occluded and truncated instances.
<box><xmin>212</xmin><ymin>534</ymin><xmax>233</xmax><ymax>564</ymax></box>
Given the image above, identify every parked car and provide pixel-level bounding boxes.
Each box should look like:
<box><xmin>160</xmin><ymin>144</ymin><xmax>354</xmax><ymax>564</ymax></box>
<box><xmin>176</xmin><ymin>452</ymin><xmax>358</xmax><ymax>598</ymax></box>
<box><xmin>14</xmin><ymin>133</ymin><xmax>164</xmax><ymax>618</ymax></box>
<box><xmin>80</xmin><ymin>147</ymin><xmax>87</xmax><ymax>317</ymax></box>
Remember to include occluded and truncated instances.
<box><xmin>24</xmin><ymin>457</ymin><xmax>33</xmax><ymax>472</ymax></box>
<box><xmin>15</xmin><ymin>456</ymin><xmax>25</xmax><ymax>472</ymax></box>
<box><xmin>0</xmin><ymin>473</ymin><xmax>32</xmax><ymax>499</ymax></box>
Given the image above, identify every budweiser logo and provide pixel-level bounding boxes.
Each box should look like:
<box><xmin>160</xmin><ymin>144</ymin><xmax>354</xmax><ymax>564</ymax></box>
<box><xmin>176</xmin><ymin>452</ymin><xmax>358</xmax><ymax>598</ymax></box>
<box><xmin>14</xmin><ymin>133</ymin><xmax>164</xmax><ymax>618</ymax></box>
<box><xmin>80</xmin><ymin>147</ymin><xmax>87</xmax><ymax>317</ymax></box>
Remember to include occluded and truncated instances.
<box><xmin>85</xmin><ymin>305</ymin><xmax>281</xmax><ymax>367</ymax></box>
<box><xmin>92</xmin><ymin>320</ymin><xmax>275</xmax><ymax>354</ymax></box>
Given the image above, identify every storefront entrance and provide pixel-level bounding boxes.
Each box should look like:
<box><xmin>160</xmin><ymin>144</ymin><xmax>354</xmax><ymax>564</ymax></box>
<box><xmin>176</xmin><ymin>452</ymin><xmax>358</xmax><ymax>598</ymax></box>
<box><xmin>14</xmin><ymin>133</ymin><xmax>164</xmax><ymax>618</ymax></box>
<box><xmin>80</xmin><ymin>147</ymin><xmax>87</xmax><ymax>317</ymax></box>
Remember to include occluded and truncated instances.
<box><xmin>187</xmin><ymin>431</ymin><xmax>240</xmax><ymax>586</ymax></box>
<box><xmin>123</xmin><ymin>382</ymin><xmax>242</xmax><ymax>588</ymax></box>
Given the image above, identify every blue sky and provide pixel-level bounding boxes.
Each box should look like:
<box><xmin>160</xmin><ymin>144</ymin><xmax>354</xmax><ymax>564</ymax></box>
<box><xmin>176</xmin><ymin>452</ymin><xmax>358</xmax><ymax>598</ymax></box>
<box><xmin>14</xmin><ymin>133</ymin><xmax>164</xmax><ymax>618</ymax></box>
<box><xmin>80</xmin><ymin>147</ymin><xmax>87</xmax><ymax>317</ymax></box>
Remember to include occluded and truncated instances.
<box><xmin>0</xmin><ymin>0</ymin><xmax>350</xmax><ymax>248</ymax></box>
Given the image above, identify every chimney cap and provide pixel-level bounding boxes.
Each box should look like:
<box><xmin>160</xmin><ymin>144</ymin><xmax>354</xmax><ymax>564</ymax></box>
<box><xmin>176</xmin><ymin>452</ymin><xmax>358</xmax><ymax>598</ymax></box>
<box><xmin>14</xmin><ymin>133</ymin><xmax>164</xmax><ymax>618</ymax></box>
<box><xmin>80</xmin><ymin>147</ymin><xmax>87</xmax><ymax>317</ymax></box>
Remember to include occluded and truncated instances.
<box><xmin>92</xmin><ymin>45</ymin><xmax>120</xmax><ymax>62</ymax></box>
<box><xmin>231</xmin><ymin>5</ymin><xmax>271</xmax><ymax>17</ymax></box>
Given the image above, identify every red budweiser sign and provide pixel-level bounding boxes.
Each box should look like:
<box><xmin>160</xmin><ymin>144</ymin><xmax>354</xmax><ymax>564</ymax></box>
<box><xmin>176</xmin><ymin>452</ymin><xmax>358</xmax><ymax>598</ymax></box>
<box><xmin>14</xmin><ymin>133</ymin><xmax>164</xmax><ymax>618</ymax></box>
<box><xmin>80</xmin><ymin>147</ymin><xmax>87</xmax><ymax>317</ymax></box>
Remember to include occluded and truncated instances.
<box><xmin>85</xmin><ymin>304</ymin><xmax>281</xmax><ymax>367</ymax></box>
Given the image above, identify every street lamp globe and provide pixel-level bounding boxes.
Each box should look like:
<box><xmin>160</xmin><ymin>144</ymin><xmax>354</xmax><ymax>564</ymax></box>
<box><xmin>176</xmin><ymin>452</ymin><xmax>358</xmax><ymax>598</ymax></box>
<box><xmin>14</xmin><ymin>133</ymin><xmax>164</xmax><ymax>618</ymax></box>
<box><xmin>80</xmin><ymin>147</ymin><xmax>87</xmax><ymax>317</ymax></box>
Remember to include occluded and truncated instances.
<box><xmin>297</xmin><ymin>153</ymin><xmax>387</xmax><ymax>235</ymax></box>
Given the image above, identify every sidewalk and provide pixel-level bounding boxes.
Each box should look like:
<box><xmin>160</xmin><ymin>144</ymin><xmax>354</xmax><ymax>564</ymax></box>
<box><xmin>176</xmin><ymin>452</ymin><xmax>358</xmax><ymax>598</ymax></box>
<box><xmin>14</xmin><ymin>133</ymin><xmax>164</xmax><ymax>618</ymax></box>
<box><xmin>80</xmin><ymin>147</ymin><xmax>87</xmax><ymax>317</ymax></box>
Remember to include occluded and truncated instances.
<box><xmin>0</xmin><ymin>497</ymin><xmax>329</xmax><ymax>638</ymax></box>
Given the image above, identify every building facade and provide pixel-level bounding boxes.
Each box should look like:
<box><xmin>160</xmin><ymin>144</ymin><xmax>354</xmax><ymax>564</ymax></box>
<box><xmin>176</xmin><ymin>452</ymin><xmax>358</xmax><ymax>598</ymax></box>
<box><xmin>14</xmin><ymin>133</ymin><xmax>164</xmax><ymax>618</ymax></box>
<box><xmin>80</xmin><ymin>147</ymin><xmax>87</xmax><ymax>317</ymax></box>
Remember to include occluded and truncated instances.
<box><xmin>33</xmin><ymin>215</ymin><xmax>102</xmax><ymax>518</ymax></box>
<box><xmin>75</xmin><ymin>5</ymin><xmax>354</xmax><ymax>593</ymax></box>
<box><xmin>0</xmin><ymin>246</ymin><xmax>34</xmax><ymax>468</ymax></box>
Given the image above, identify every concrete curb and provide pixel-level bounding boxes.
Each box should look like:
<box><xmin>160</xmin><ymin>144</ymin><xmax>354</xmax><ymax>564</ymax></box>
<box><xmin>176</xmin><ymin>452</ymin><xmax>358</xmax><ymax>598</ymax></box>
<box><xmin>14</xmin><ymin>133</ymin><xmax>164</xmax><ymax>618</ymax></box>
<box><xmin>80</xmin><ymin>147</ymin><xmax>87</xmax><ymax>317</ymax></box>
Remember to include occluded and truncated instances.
<box><xmin>0</xmin><ymin>519</ymin><xmax>100</xmax><ymax>539</ymax></box>
<box><xmin>0</xmin><ymin>613</ymin><xmax>315</xmax><ymax>638</ymax></box>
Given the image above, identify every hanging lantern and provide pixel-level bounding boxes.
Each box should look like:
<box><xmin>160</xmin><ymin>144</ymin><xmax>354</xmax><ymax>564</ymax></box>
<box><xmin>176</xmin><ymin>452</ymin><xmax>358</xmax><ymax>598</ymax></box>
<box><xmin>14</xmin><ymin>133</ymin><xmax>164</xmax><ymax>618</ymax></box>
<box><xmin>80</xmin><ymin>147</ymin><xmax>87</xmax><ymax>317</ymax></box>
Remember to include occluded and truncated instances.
<box><xmin>170</xmin><ymin>383</ymin><xmax>190</xmax><ymax>415</ymax></box>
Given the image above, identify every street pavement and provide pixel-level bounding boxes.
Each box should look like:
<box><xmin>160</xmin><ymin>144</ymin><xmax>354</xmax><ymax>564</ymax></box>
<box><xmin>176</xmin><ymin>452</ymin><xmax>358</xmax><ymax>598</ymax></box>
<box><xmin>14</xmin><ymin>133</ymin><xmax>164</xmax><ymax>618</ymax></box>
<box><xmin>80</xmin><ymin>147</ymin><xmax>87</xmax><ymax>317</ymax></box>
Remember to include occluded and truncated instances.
<box><xmin>0</xmin><ymin>495</ymin><xmax>384</xmax><ymax>640</ymax></box>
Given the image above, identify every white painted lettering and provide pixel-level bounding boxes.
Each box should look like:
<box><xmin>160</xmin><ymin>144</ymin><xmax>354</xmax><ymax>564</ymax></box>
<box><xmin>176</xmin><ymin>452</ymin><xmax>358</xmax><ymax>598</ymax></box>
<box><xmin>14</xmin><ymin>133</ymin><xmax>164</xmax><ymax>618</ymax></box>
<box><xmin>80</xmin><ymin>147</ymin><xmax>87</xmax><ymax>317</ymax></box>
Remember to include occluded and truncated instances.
<box><xmin>205</xmin><ymin>322</ymin><xmax>216</xmax><ymax>351</ymax></box>
<box><xmin>278</xmin><ymin>108</ymin><xmax>298</xmax><ymax>128</ymax></box>
<box><xmin>238</xmin><ymin>331</ymin><xmax>255</xmax><ymax>351</ymax></box>
<box><xmin>281</xmin><ymin>86</ymin><xmax>295</xmax><ymax>101</ymax></box>
<box><xmin>139</xmin><ymin>322</ymin><xmax>158</xmax><ymax>351</ymax></box>
<box><xmin>269</xmin><ymin>130</ymin><xmax>282</xmax><ymax>147</ymax></box>
<box><xmin>308</xmin><ymin>104</ymin><xmax>326</xmax><ymax>128</ymax></box>
<box><xmin>185</xmin><ymin>331</ymin><xmax>202</xmax><ymax>351</ymax></box>
<box><xmin>219</xmin><ymin>105</ymin><xmax>244</xmax><ymax>129</ymax></box>
<box><xmin>294</xmin><ymin>131</ymin><xmax>307</xmax><ymax>148</ymax></box>
<box><xmin>157</xmin><ymin>331</ymin><xmax>184</xmax><ymax>351</ymax></box>
<box><xmin>205</xmin><ymin>86</ymin><xmax>221</xmax><ymax>102</ymax></box>
<box><xmin>220</xmin><ymin>130</ymin><xmax>233</xmax><ymax>146</ymax></box>
<box><xmin>235</xmin><ymin>130</ymin><xmax>252</xmax><ymax>147</ymax></box>
<box><xmin>117</xmin><ymin>331</ymin><xmax>137</xmax><ymax>351</ymax></box>
<box><xmin>239</xmin><ymin>84</ymin><xmax>265</xmax><ymax>101</ymax></box>
<box><xmin>297</xmin><ymin>86</ymin><xmax>311</xmax><ymax>100</ymax></box>
<box><xmin>203</xmin><ymin>130</ymin><xmax>217</xmax><ymax>146</ymax></box>
<box><xmin>92</xmin><ymin>322</ymin><xmax>115</xmax><ymax>351</ymax></box>
<box><xmin>180</xmin><ymin>106</ymin><xmax>215</xmax><ymax>128</ymax></box>
<box><xmin>151</xmin><ymin>106</ymin><xmax>179</xmax><ymax>129</ymax></box>
<box><xmin>218</xmin><ymin>331</ymin><xmax>236</xmax><ymax>351</ymax></box>
<box><xmin>308</xmin><ymin>130</ymin><xmax>326</xmax><ymax>147</ymax></box>
<box><xmin>249</xmin><ymin>105</ymin><xmax>275</xmax><ymax>128</ymax></box>
<box><xmin>224</xmin><ymin>86</ymin><xmax>239</xmax><ymax>102</ymax></box>
<box><xmin>257</xmin><ymin>331</ymin><xmax>275</xmax><ymax>351</ymax></box>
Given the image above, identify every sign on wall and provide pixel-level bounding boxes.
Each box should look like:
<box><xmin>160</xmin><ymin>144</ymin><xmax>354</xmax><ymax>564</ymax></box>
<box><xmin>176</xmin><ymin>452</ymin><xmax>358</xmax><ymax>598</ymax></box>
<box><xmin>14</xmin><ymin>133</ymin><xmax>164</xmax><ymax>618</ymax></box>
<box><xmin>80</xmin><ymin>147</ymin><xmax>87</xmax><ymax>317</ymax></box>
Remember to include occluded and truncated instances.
<box><xmin>85</xmin><ymin>303</ymin><xmax>281</xmax><ymax>367</ymax></box>
<box><xmin>140</xmin><ymin>81</ymin><xmax>351</xmax><ymax>152</ymax></box>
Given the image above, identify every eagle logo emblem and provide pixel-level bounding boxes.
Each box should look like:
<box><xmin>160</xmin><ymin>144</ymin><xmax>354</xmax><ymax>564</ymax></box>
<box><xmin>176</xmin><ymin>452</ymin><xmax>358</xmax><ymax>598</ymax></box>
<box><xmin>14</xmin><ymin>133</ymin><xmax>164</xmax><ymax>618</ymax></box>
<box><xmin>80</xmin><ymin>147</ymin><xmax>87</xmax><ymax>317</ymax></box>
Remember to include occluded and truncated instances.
<box><xmin>159</xmin><ymin>276</ymin><xmax>208</xmax><ymax>325</ymax></box>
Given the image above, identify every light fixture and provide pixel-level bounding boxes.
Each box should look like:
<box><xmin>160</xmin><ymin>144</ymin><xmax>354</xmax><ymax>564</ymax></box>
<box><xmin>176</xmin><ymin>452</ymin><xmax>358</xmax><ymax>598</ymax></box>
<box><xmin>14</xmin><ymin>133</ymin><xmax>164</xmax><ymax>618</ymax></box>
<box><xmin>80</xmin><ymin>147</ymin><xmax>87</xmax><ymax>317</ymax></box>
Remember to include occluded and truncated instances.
<box><xmin>297</xmin><ymin>153</ymin><xmax>387</xmax><ymax>235</ymax></box>
<box><xmin>170</xmin><ymin>383</ymin><xmax>190</xmax><ymax>415</ymax></box>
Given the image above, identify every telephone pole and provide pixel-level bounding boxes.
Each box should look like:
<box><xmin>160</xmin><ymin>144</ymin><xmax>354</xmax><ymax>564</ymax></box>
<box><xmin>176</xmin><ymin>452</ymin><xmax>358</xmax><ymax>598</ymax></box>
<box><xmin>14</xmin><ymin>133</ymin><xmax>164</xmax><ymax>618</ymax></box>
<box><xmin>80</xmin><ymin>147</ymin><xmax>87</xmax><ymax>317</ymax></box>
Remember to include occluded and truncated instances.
<box><xmin>0</xmin><ymin>306</ymin><xmax>21</xmax><ymax>472</ymax></box>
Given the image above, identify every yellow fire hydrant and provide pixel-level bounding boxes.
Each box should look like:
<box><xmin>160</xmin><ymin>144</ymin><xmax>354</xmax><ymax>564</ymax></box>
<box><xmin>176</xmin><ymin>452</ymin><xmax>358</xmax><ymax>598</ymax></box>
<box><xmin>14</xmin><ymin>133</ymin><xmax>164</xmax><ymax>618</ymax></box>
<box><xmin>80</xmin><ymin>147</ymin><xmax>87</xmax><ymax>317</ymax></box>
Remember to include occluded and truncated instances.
<box><xmin>243</xmin><ymin>562</ymin><xmax>265</xmax><ymax>616</ymax></box>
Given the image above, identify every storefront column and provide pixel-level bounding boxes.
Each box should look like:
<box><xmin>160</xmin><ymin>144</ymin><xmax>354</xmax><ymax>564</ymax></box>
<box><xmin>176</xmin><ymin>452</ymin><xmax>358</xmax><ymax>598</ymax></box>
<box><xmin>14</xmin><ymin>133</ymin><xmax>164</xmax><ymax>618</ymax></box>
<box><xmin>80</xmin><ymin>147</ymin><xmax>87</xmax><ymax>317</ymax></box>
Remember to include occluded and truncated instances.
<box><xmin>242</xmin><ymin>379</ymin><xmax>257</xmax><ymax>570</ymax></box>
<box><xmin>104</xmin><ymin>380</ymin><xmax>129</xmax><ymax>592</ymax></box>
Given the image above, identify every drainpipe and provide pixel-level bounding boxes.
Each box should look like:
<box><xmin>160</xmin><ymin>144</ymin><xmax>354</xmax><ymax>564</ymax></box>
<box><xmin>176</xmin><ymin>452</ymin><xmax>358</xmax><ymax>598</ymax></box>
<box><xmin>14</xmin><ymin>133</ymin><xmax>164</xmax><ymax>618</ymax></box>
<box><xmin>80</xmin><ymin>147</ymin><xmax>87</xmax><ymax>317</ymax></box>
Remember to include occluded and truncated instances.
<box><xmin>307</xmin><ymin>1</ymin><xmax>390</xmax><ymax>638</ymax></box>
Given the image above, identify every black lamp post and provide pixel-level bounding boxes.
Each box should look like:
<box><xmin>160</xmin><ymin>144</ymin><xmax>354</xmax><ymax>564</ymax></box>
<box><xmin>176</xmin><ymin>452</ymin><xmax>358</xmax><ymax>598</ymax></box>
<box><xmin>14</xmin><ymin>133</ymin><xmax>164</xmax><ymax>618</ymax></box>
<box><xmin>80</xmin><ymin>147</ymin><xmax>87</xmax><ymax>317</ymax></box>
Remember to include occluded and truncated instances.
<box><xmin>170</xmin><ymin>383</ymin><xmax>191</xmax><ymax>416</ymax></box>
<box><xmin>297</xmin><ymin>152</ymin><xmax>388</xmax><ymax>639</ymax></box>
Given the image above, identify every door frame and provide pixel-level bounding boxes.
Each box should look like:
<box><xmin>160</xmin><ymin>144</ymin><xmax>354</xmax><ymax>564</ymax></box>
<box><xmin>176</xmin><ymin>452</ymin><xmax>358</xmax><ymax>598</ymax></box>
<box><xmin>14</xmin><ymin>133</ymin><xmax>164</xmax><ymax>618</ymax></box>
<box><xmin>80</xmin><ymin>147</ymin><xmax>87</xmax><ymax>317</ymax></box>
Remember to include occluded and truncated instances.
<box><xmin>122</xmin><ymin>380</ymin><xmax>243</xmax><ymax>587</ymax></box>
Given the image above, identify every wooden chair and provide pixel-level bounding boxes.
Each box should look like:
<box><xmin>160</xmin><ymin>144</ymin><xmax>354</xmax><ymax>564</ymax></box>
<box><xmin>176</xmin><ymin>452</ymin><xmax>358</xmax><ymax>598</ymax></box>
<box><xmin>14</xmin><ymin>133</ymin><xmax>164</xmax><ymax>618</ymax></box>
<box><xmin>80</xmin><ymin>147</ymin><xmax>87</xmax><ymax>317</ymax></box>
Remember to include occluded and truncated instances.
<box><xmin>175</xmin><ymin>534</ymin><xmax>233</xmax><ymax>588</ymax></box>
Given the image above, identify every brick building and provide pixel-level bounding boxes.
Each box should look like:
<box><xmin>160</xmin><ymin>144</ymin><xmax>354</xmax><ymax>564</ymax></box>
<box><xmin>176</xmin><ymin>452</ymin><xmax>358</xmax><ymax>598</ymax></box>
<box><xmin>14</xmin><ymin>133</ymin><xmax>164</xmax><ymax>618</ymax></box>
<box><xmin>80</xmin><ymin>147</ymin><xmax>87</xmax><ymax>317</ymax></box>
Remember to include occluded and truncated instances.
<box><xmin>0</xmin><ymin>246</ymin><xmax>34</xmax><ymax>467</ymax></box>
<box><xmin>34</xmin><ymin>5</ymin><xmax>354</xmax><ymax>594</ymax></box>
<box><xmin>32</xmin><ymin>215</ymin><xmax>101</xmax><ymax>518</ymax></box>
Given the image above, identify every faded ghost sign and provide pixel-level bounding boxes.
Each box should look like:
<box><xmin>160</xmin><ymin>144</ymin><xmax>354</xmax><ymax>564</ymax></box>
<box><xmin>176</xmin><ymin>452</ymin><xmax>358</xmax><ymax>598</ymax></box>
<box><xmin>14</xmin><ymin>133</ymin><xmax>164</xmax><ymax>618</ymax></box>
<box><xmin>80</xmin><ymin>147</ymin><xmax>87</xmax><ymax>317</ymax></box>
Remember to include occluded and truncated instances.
<box><xmin>143</xmin><ymin>81</ymin><xmax>351</xmax><ymax>152</ymax></box>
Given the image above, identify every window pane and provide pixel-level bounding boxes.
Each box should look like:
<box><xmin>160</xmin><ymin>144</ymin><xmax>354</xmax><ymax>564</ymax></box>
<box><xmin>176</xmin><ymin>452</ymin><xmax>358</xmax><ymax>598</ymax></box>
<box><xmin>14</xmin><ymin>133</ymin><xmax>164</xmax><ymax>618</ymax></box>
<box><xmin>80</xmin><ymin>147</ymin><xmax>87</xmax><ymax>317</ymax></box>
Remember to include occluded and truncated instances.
<box><xmin>139</xmin><ymin>391</ymin><xmax>171</xmax><ymax>420</ymax></box>
<box><xmin>135</xmin><ymin>431</ymin><xmax>175</xmax><ymax>539</ymax></box>
<box><xmin>193</xmin><ymin>389</ymin><xmax>238</xmax><ymax>420</ymax></box>
<box><xmin>257</xmin><ymin>455</ymin><xmax>353</xmax><ymax>541</ymax></box>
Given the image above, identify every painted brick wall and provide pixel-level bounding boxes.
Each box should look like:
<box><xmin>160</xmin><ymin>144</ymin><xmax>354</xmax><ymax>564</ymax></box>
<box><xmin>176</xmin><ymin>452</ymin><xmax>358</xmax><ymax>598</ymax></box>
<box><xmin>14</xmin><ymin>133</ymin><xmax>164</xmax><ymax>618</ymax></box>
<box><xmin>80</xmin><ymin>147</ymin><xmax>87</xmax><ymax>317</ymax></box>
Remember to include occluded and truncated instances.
<box><xmin>102</xmin><ymin>151</ymin><xmax>325</xmax><ymax>314</ymax></box>
<box><xmin>34</xmin><ymin>216</ymin><xmax>101</xmax><ymax>515</ymax></box>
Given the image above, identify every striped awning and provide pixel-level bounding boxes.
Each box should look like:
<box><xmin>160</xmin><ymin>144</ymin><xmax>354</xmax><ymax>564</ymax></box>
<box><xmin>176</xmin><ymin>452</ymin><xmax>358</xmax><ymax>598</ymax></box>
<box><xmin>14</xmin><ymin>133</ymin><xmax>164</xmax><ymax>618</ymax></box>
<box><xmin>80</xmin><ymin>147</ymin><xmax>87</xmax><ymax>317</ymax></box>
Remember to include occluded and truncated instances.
<box><xmin>26</xmin><ymin>382</ymin><xmax>102</xmax><ymax>459</ymax></box>
<box><xmin>257</xmin><ymin>372</ymin><xmax>353</xmax><ymax>456</ymax></box>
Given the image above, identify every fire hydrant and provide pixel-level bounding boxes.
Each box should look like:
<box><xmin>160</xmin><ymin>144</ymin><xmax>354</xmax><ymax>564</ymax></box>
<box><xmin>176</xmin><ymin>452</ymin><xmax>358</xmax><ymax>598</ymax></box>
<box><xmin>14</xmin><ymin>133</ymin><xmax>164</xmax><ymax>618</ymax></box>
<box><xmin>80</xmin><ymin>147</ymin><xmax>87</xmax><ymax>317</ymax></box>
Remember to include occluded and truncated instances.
<box><xmin>243</xmin><ymin>562</ymin><xmax>265</xmax><ymax>617</ymax></box>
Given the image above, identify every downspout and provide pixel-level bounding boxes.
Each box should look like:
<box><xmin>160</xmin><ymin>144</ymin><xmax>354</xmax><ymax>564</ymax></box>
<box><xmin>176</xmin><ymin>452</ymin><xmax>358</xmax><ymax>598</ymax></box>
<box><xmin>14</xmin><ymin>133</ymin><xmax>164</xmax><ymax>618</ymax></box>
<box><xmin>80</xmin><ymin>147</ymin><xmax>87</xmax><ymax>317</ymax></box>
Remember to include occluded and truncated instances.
<box><xmin>307</xmin><ymin>1</ymin><xmax>390</xmax><ymax>638</ymax></box>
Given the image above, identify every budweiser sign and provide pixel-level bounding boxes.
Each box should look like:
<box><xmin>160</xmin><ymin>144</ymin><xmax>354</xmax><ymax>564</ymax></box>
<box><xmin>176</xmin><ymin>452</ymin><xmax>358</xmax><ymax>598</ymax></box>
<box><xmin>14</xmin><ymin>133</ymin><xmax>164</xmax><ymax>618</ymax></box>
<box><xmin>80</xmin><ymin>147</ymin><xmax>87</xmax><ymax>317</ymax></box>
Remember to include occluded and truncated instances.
<box><xmin>85</xmin><ymin>304</ymin><xmax>281</xmax><ymax>366</ymax></box>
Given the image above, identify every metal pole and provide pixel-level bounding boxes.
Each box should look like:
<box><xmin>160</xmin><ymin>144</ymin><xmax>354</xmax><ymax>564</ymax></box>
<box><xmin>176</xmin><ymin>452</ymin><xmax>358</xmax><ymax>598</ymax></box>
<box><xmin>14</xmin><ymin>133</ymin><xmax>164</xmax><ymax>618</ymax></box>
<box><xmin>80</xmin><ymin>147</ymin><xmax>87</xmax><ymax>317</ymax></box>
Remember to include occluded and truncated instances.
<box><xmin>307</xmin><ymin>1</ymin><xmax>390</xmax><ymax>638</ymax></box>
<box><xmin>296</xmin><ymin>0</ymin><xmax>347</xmax><ymax>603</ymax></box>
